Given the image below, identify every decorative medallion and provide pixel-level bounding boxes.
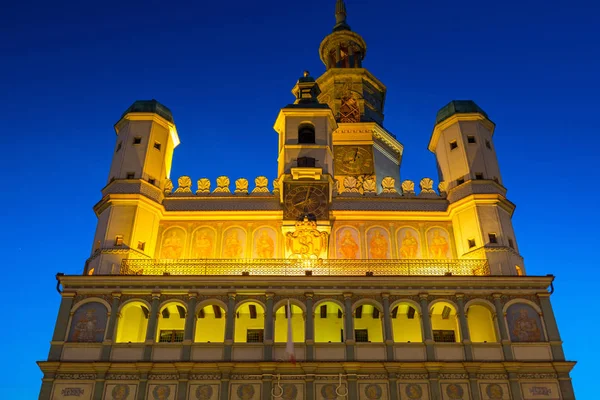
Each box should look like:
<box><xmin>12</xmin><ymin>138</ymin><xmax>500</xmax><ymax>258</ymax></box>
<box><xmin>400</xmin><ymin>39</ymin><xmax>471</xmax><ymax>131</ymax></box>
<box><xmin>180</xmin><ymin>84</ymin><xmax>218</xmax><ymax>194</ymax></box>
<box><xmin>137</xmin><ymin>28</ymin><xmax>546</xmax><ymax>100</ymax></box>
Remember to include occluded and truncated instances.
<box><xmin>273</xmin><ymin>384</ymin><xmax>298</xmax><ymax>400</ymax></box>
<box><xmin>445</xmin><ymin>384</ymin><xmax>464</xmax><ymax>399</ymax></box>
<box><xmin>236</xmin><ymin>384</ymin><xmax>255</xmax><ymax>400</ymax></box>
<box><xmin>485</xmin><ymin>384</ymin><xmax>504</xmax><ymax>399</ymax></box>
<box><xmin>320</xmin><ymin>384</ymin><xmax>339</xmax><ymax>400</ymax></box>
<box><xmin>195</xmin><ymin>385</ymin><xmax>213</xmax><ymax>400</ymax></box>
<box><xmin>152</xmin><ymin>385</ymin><xmax>171</xmax><ymax>400</ymax></box>
<box><xmin>111</xmin><ymin>384</ymin><xmax>130</xmax><ymax>400</ymax></box>
<box><xmin>405</xmin><ymin>384</ymin><xmax>423</xmax><ymax>399</ymax></box>
<box><xmin>364</xmin><ymin>384</ymin><xmax>382</xmax><ymax>399</ymax></box>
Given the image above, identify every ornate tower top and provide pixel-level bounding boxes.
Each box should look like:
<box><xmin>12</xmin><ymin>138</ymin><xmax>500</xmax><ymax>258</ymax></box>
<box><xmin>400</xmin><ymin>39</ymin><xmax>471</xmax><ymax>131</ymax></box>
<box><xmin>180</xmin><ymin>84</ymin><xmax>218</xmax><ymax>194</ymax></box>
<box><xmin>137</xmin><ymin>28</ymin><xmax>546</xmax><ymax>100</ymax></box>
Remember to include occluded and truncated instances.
<box><xmin>319</xmin><ymin>0</ymin><xmax>367</xmax><ymax>69</ymax></box>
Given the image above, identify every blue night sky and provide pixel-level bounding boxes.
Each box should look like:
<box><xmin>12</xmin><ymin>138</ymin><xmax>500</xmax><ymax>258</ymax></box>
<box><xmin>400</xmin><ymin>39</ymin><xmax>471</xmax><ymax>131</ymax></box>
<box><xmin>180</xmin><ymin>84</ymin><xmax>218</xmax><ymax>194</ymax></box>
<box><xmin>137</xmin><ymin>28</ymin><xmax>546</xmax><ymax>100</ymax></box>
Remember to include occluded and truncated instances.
<box><xmin>1</xmin><ymin>0</ymin><xmax>598</xmax><ymax>397</ymax></box>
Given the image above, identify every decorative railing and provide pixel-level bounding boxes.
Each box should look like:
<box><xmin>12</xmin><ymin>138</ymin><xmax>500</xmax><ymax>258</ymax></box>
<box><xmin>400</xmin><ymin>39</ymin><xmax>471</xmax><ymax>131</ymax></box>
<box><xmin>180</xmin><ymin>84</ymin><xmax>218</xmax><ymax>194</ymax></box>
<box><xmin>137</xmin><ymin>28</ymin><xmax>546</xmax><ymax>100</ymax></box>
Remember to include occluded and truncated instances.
<box><xmin>120</xmin><ymin>258</ymin><xmax>490</xmax><ymax>276</ymax></box>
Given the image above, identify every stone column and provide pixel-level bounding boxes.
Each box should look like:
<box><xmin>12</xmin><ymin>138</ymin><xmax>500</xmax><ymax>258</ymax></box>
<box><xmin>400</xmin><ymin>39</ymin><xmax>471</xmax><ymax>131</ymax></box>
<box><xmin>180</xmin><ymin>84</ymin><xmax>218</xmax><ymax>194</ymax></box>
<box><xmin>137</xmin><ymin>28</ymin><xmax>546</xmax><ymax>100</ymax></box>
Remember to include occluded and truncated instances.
<box><xmin>182</xmin><ymin>293</ymin><xmax>198</xmax><ymax>361</ymax></box>
<box><xmin>344</xmin><ymin>293</ymin><xmax>355</xmax><ymax>361</ymax></box>
<box><xmin>538</xmin><ymin>293</ymin><xmax>566</xmax><ymax>361</ymax></box>
<box><xmin>508</xmin><ymin>372</ymin><xmax>523</xmax><ymax>400</ymax></box>
<box><xmin>143</xmin><ymin>292</ymin><xmax>161</xmax><ymax>360</ymax></box>
<box><xmin>419</xmin><ymin>294</ymin><xmax>435</xmax><ymax>361</ymax></box>
<box><xmin>305</xmin><ymin>293</ymin><xmax>315</xmax><ymax>361</ymax></box>
<box><xmin>38</xmin><ymin>373</ymin><xmax>55</xmax><ymax>400</ymax></box>
<box><xmin>224</xmin><ymin>293</ymin><xmax>237</xmax><ymax>361</ymax></box>
<box><xmin>93</xmin><ymin>371</ymin><xmax>106</xmax><ymax>400</ymax></box>
<box><xmin>101</xmin><ymin>292</ymin><xmax>121</xmax><ymax>360</ymax></box>
<box><xmin>264</xmin><ymin>293</ymin><xmax>275</xmax><ymax>361</ymax></box>
<box><xmin>48</xmin><ymin>292</ymin><xmax>76</xmax><ymax>360</ymax></box>
<box><xmin>492</xmin><ymin>293</ymin><xmax>513</xmax><ymax>361</ymax></box>
<box><xmin>382</xmin><ymin>293</ymin><xmax>394</xmax><ymax>361</ymax></box>
<box><xmin>456</xmin><ymin>294</ymin><xmax>472</xmax><ymax>361</ymax></box>
<box><xmin>558</xmin><ymin>372</ymin><xmax>576</xmax><ymax>400</ymax></box>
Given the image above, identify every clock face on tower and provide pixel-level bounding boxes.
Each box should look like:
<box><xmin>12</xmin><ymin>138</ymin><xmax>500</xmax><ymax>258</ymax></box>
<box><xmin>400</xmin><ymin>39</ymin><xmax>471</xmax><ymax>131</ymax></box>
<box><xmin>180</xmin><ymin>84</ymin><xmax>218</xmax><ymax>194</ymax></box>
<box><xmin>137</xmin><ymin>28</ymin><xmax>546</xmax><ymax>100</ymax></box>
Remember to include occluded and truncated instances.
<box><xmin>334</xmin><ymin>145</ymin><xmax>374</xmax><ymax>175</ymax></box>
<box><xmin>283</xmin><ymin>183</ymin><xmax>329</xmax><ymax>220</ymax></box>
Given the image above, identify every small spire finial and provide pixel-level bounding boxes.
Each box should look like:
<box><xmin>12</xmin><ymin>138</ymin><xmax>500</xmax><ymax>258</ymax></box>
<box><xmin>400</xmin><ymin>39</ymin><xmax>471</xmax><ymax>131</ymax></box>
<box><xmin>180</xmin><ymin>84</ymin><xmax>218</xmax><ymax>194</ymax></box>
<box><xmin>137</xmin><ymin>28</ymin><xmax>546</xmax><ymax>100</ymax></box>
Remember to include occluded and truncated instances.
<box><xmin>303</xmin><ymin>70</ymin><xmax>310</xmax><ymax>78</ymax></box>
<box><xmin>333</xmin><ymin>0</ymin><xmax>351</xmax><ymax>31</ymax></box>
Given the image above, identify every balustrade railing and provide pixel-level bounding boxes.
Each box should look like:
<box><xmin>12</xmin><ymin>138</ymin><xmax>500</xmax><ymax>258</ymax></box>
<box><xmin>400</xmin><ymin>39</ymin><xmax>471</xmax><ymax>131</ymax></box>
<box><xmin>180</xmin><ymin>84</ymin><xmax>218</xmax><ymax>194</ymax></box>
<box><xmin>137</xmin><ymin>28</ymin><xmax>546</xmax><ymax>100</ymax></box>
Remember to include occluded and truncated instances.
<box><xmin>120</xmin><ymin>258</ymin><xmax>490</xmax><ymax>276</ymax></box>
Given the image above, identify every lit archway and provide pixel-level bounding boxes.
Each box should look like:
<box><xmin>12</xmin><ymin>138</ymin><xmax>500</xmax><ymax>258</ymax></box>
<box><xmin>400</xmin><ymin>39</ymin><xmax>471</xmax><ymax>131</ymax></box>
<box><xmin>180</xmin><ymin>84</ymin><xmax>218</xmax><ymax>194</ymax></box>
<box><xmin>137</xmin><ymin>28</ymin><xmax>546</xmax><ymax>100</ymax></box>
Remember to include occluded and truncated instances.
<box><xmin>195</xmin><ymin>303</ymin><xmax>226</xmax><ymax>343</ymax></box>
<box><xmin>314</xmin><ymin>301</ymin><xmax>345</xmax><ymax>343</ymax></box>
<box><xmin>430</xmin><ymin>301</ymin><xmax>460</xmax><ymax>343</ymax></box>
<box><xmin>391</xmin><ymin>302</ymin><xmax>422</xmax><ymax>343</ymax></box>
<box><xmin>115</xmin><ymin>301</ymin><xmax>149</xmax><ymax>343</ymax></box>
<box><xmin>274</xmin><ymin>303</ymin><xmax>305</xmax><ymax>343</ymax></box>
<box><xmin>156</xmin><ymin>302</ymin><xmax>187</xmax><ymax>343</ymax></box>
<box><xmin>467</xmin><ymin>304</ymin><xmax>497</xmax><ymax>343</ymax></box>
<box><xmin>353</xmin><ymin>303</ymin><xmax>384</xmax><ymax>343</ymax></box>
<box><xmin>235</xmin><ymin>301</ymin><xmax>265</xmax><ymax>343</ymax></box>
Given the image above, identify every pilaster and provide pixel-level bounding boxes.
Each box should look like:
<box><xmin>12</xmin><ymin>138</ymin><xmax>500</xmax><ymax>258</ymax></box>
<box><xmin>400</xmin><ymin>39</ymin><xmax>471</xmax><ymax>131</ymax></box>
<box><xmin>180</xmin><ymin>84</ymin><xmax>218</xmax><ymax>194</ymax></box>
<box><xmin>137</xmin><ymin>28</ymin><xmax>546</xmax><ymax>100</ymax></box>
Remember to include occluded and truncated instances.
<box><xmin>537</xmin><ymin>292</ymin><xmax>566</xmax><ymax>360</ymax></box>
<box><xmin>48</xmin><ymin>291</ymin><xmax>76</xmax><ymax>360</ymax></box>
<box><xmin>305</xmin><ymin>293</ymin><xmax>315</xmax><ymax>361</ymax></box>
<box><xmin>507</xmin><ymin>371</ymin><xmax>523</xmax><ymax>400</ymax></box>
<box><xmin>182</xmin><ymin>293</ymin><xmax>198</xmax><ymax>361</ymax></box>
<box><xmin>558</xmin><ymin>372</ymin><xmax>576</xmax><ymax>400</ymax></box>
<box><xmin>381</xmin><ymin>293</ymin><xmax>394</xmax><ymax>361</ymax></box>
<box><xmin>137</xmin><ymin>373</ymin><xmax>148</xmax><ymax>400</ymax></box>
<box><xmin>456</xmin><ymin>294</ymin><xmax>473</xmax><ymax>360</ymax></box>
<box><xmin>262</xmin><ymin>375</ymin><xmax>272</xmax><ymax>400</ymax></box>
<box><xmin>419</xmin><ymin>294</ymin><xmax>435</xmax><ymax>361</ymax></box>
<box><xmin>39</xmin><ymin>373</ymin><xmax>55</xmax><ymax>400</ymax></box>
<box><xmin>343</xmin><ymin>293</ymin><xmax>355</xmax><ymax>361</ymax></box>
<box><xmin>92</xmin><ymin>371</ymin><xmax>106</xmax><ymax>400</ymax></box>
<box><xmin>177</xmin><ymin>372</ymin><xmax>189</xmax><ymax>400</ymax></box>
<box><xmin>305</xmin><ymin>375</ymin><xmax>315</xmax><ymax>400</ymax></box>
<box><xmin>224</xmin><ymin>293</ymin><xmax>237</xmax><ymax>361</ymax></box>
<box><xmin>143</xmin><ymin>292</ymin><xmax>161</xmax><ymax>360</ymax></box>
<box><xmin>101</xmin><ymin>292</ymin><xmax>121</xmax><ymax>360</ymax></box>
<box><xmin>493</xmin><ymin>293</ymin><xmax>513</xmax><ymax>360</ymax></box>
<box><xmin>264</xmin><ymin>293</ymin><xmax>275</xmax><ymax>360</ymax></box>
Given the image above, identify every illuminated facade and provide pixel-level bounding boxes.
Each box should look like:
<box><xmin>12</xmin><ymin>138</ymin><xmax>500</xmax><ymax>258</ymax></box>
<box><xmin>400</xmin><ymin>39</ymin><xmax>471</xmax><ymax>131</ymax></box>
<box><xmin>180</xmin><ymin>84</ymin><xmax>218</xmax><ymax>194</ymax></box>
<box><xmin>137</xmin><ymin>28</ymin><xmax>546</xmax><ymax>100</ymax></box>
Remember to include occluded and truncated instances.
<box><xmin>38</xmin><ymin>1</ymin><xmax>575</xmax><ymax>400</ymax></box>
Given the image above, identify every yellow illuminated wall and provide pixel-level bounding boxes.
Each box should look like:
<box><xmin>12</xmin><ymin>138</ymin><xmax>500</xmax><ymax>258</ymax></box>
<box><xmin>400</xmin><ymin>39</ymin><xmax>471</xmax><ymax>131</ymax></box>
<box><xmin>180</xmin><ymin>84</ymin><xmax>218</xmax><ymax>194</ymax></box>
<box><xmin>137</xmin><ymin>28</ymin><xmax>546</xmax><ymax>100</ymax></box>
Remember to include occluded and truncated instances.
<box><xmin>274</xmin><ymin>304</ymin><xmax>305</xmax><ymax>342</ymax></box>
<box><xmin>234</xmin><ymin>302</ymin><xmax>265</xmax><ymax>343</ymax></box>
<box><xmin>430</xmin><ymin>302</ymin><xmax>461</xmax><ymax>342</ymax></box>
<box><xmin>156</xmin><ymin>303</ymin><xmax>186</xmax><ymax>341</ymax></box>
<box><xmin>116</xmin><ymin>301</ymin><xmax>148</xmax><ymax>343</ymax></box>
<box><xmin>353</xmin><ymin>304</ymin><xmax>383</xmax><ymax>342</ymax></box>
<box><xmin>391</xmin><ymin>303</ymin><xmax>422</xmax><ymax>342</ymax></box>
<box><xmin>195</xmin><ymin>305</ymin><xmax>226</xmax><ymax>343</ymax></box>
<box><xmin>467</xmin><ymin>305</ymin><xmax>497</xmax><ymax>342</ymax></box>
<box><xmin>314</xmin><ymin>302</ymin><xmax>344</xmax><ymax>343</ymax></box>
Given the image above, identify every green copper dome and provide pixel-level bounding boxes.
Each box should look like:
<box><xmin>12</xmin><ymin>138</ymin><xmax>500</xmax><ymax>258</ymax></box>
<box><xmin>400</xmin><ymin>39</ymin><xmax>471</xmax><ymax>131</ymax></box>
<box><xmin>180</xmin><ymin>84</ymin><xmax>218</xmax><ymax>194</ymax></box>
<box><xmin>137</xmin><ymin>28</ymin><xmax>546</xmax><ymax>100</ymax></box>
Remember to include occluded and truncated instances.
<box><xmin>435</xmin><ymin>100</ymin><xmax>489</xmax><ymax>125</ymax></box>
<box><xmin>121</xmin><ymin>99</ymin><xmax>174</xmax><ymax>123</ymax></box>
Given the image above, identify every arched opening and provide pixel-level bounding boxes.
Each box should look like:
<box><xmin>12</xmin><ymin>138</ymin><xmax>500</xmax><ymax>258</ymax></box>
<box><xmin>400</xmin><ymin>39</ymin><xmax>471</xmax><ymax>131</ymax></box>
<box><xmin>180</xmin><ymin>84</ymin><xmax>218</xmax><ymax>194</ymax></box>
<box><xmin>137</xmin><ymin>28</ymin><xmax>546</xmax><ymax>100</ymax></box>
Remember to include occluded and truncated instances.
<box><xmin>353</xmin><ymin>304</ymin><xmax>383</xmax><ymax>343</ymax></box>
<box><xmin>314</xmin><ymin>301</ymin><xmax>344</xmax><ymax>343</ymax></box>
<box><xmin>298</xmin><ymin>123</ymin><xmax>315</xmax><ymax>144</ymax></box>
<box><xmin>274</xmin><ymin>303</ymin><xmax>305</xmax><ymax>343</ymax></box>
<box><xmin>156</xmin><ymin>302</ymin><xmax>186</xmax><ymax>343</ymax></box>
<box><xmin>116</xmin><ymin>301</ymin><xmax>148</xmax><ymax>343</ymax></box>
<box><xmin>467</xmin><ymin>305</ymin><xmax>497</xmax><ymax>343</ymax></box>
<box><xmin>430</xmin><ymin>302</ymin><xmax>460</xmax><ymax>343</ymax></box>
<box><xmin>194</xmin><ymin>304</ymin><xmax>226</xmax><ymax>343</ymax></box>
<box><xmin>516</xmin><ymin>265</ymin><xmax>524</xmax><ymax>276</ymax></box>
<box><xmin>391</xmin><ymin>302</ymin><xmax>422</xmax><ymax>343</ymax></box>
<box><xmin>235</xmin><ymin>302</ymin><xmax>265</xmax><ymax>343</ymax></box>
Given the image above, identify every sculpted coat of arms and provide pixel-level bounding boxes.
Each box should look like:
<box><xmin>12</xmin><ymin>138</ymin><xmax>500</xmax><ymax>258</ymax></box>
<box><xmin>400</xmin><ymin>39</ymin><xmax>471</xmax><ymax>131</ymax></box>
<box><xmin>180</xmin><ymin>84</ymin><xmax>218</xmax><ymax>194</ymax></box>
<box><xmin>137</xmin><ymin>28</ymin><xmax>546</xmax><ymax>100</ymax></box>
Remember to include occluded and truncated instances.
<box><xmin>285</xmin><ymin>217</ymin><xmax>329</xmax><ymax>259</ymax></box>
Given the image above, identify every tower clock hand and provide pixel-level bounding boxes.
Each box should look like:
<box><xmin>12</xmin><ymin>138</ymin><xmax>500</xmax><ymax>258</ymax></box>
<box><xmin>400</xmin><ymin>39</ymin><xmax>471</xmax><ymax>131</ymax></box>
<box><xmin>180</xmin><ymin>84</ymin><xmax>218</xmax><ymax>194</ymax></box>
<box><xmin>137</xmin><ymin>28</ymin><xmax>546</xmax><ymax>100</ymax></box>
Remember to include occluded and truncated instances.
<box><xmin>353</xmin><ymin>148</ymin><xmax>359</xmax><ymax>162</ymax></box>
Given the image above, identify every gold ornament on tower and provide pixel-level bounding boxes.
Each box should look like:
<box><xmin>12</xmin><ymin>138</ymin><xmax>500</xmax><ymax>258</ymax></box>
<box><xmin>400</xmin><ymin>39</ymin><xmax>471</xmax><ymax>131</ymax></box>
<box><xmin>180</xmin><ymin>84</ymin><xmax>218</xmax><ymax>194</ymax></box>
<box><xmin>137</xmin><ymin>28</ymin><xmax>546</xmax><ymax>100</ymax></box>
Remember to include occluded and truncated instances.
<box><xmin>343</xmin><ymin>176</ymin><xmax>360</xmax><ymax>193</ymax></box>
<box><xmin>175</xmin><ymin>176</ymin><xmax>192</xmax><ymax>193</ymax></box>
<box><xmin>234</xmin><ymin>178</ymin><xmax>249</xmax><ymax>194</ymax></box>
<box><xmin>420</xmin><ymin>178</ymin><xmax>435</xmax><ymax>193</ymax></box>
<box><xmin>252</xmin><ymin>176</ymin><xmax>270</xmax><ymax>193</ymax></box>
<box><xmin>381</xmin><ymin>177</ymin><xmax>396</xmax><ymax>193</ymax></box>
<box><xmin>214</xmin><ymin>176</ymin><xmax>230</xmax><ymax>193</ymax></box>
<box><xmin>401</xmin><ymin>180</ymin><xmax>415</xmax><ymax>194</ymax></box>
<box><xmin>164</xmin><ymin>179</ymin><xmax>174</xmax><ymax>194</ymax></box>
<box><xmin>196</xmin><ymin>178</ymin><xmax>211</xmax><ymax>194</ymax></box>
<box><xmin>362</xmin><ymin>177</ymin><xmax>376</xmax><ymax>193</ymax></box>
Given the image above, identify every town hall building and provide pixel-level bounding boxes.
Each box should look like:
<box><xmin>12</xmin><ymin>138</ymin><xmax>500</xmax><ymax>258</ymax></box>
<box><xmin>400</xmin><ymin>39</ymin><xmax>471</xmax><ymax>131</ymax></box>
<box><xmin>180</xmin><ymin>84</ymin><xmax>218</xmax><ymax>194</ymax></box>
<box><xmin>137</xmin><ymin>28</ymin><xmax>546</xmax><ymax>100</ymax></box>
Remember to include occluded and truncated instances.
<box><xmin>38</xmin><ymin>1</ymin><xmax>576</xmax><ymax>399</ymax></box>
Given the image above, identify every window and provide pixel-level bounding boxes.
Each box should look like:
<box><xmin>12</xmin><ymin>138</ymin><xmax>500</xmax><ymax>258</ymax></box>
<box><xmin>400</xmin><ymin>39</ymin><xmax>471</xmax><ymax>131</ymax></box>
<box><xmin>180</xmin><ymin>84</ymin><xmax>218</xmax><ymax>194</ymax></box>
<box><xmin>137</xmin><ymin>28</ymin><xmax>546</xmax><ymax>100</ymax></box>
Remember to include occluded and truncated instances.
<box><xmin>433</xmin><ymin>329</ymin><xmax>456</xmax><ymax>343</ymax></box>
<box><xmin>457</xmin><ymin>178</ymin><xmax>465</xmax><ymax>185</ymax></box>
<box><xmin>116</xmin><ymin>141</ymin><xmax>122</xmax><ymax>152</ymax></box>
<box><xmin>154</xmin><ymin>141</ymin><xmax>161</xmax><ymax>151</ymax></box>
<box><xmin>508</xmin><ymin>238</ymin><xmax>514</xmax><ymax>248</ymax></box>
<box><xmin>475</xmin><ymin>173</ymin><xmax>484</xmax><ymax>180</ymax></box>
<box><xmin>137</xmin><ymin>241</ymin><xmax>146</xmax><ymax>251</ymax></box>
<box><xmin>298</xmin><ymin>123</ymin><xmax>315</xmax><ymax>144</ymax></box>
<box><xmin>449</xmin><ymin>140</ymin><xmax>458</xmax><ymax>150</ymax></box>
<box><xmin>126</xmin><ymin>172</ymin><xmax>135</xmax><ymax>179</ymax></box>
<box><xmin>133</xmin><ymin>137</ymin><xmax>142</xmax><ymax>145</ymax></box>
<box><xmin>148</xmin><ymin>178</ymin><xmax>156</xmax><ymax>185</ymax></box>
<box><xmin>486</xmin><ymin>140</ymin><xmax>492</xmax><ymax>150</ymax></box>
<box><xmin>158</xmin><ymin>330</ymin><xmax>184</xmax><ymax>343</ymax></box>
<box><xmin>488</xmin><ymin>233</ymin><xmax>498</xmax><ymax>244</ymax></box>
<box><xmin>355</xmin><ymin>329</ymin><xmax>369</xmax><ymax>343</ymax></box>
<box><xmin>115</xmin><ymin>235</ymin><xmax>124</xmax><ymax>246</ymax></box>
<box><xmin>297</xmin><ymin>157</ymin><xmax>316</xmax><ymax>168</ymax></box>
<box><xmin>468</xmin><ymin>238</ymin><xmax>476</xmax><ymax>248</ymax></box>
<box><xmin>246</xmin><ymin>329</ymin><xmax>264</xmax><ymax>343</ymax></box>
<box><xmin>467</xmin><ymin>135</ymin><xmax>476</xmax><ymax>144</ymax></box>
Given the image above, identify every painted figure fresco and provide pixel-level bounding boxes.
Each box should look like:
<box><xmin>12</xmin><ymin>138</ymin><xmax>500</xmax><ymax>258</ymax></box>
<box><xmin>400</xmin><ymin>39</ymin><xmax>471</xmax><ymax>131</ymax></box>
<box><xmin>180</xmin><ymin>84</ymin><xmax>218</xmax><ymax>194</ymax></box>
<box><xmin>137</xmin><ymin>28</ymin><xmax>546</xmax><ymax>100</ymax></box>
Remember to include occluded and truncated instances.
<box><xmin>427</xmin><ymin>228</ymin><xmax>450</xmax><ymax>259</ymax></box>
<box><xmin>320</xmin><ymin>384</ymin><xmax>340</xmax><ymax>400</ymax></box>
<box><xmin>151</xmin><ymin>385</ymin><xmax>172</xmax><ymax>400</ymax></box>
<box><xmin>254</xmin><ymin>228</ymin><xmax>276</xmax><ymax>258</ymax></box>
<box><xmin>109</xmin><ymin>384</ymin><xmax>131</xmax><ymax>400</ymax></box>
<box><xmin>445</xmin><ymin>383</ymin><xmax>464</xmax><ymax>399</ymax></box>
<box><xmin>161</xmin><ymin>228</ymin><xmax>185</xmax><ymax>259</ymax></box>
<box><xmin>192</xmin><ymin>228</ymin><xmax>215</xmax><ymax>258</ymax></box>
<box><xmin>194</xmin><ymin>385</ymin><xmax>214</xmax><ymax>400</ymax></box>
<box><xmin>398</xmin><ymin>227</ymin><xmax>420</xmax><ymax>258</ymax></box>
<box><xmin>368</xmin><ymin>228</ymin><xmax>390</xmax><ymax>259</ymax></box>
<box><xmin>337</xmin><ymin>227</ymin><xmax>360</xmax><ymax>259</ymax></box>
<box><xmin>236</xmin><ymin>384</ymin><xmax>256</xmax><ymax>400</ymax></box>
<box><xmin>68</xmin><ymin>302</ymin><xmax>107</xmax><ymax>342</ymax></box>
<box><xmin>404</xmin><ymin>383</ymin><xmax>424</xmax><ymax>399</ymax></box>
<box><xmin>507</xmin><ymin>303</ymin><xmax>544</xmax><ymax>342</ymax></box>
<box><xmin>485</xmin><ymin>384</ymin><xmax>504</xmax><ymax>399</ymax></box>
<box><xmin>222</xmin><ymin>228</ymin><xmax>246</xmax><ymax>258</ymax></box>
<box><xmin>363</xmin><ymin>384</ymin><xmax>383</xmax><ymax>399</ymax></box>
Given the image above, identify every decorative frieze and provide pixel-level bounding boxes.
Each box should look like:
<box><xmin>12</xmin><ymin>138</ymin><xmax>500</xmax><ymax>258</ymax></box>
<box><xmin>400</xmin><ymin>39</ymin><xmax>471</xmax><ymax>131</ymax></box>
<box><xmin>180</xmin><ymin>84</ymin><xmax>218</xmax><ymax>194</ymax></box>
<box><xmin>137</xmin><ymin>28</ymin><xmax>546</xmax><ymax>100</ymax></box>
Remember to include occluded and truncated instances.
<box><xmin>106</xmin><ymin>374</ymin><xmax>139</xmax><ymax>380</ymax></box>
<box><xmin>518</xmin><ymin>373</ymin><xmax>557</xmax><ymax>380</ymax></box>
<box><xmin>477</xmin><ymin>374</ymin><xmax>508</xmax><ymax>380</ymax></box>
<box><xmin>190</xmin><ymin>374</ymin><xmax>221</xmax><ymax>380</ymax></box>
<box><xmin>149</xmin><ymin>374</ymin><xmax>179</xmax><ymax>380</ymax></box>
<box><xmin>55</xmin><ymin>373</ymin><xmax>96</xmax><ymax>380</ymax></box>
<box><xmin>439</xmin><ymin>373</ymin><xmax>468</xmax><ymax>380</ymax></box>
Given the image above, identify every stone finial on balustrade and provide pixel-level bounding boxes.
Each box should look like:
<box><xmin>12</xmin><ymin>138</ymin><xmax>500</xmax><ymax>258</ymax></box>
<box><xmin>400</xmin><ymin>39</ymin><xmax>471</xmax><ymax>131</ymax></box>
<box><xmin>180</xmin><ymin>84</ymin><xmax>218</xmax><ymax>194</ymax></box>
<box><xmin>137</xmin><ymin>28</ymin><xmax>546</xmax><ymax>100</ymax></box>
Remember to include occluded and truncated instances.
<box><xmin>175</xmin><ymin>176</ymin><xmax>193</xmax><ymax>193</ymax></box>
<box><xmin>438</xmin><ymin>181</ymin><xmax>448</xmax><ymax>197</ymax></box>
<box><xmin>363</xmin><ymin>177</ymin><xmax>376</xmax><ymax>195</ymax></box>
<box><xmin>252</xmin><ymin>176</ymin><xmax>270</xmax><ymax>194</ymax></box>
<box><xmin>213</xmin><ymin>176</ymin><xmax>231</xmax><ymax>193</ymax></box>
<box><xmin>234</xmin><ymin>178</ymin><xmax>249</xmax><ymax>194</ymax></box>
<box><xmin>343</xmin><ymin>176</ymin><xmax>361</xmax><ymax>194</ymax></box>
<box><xmin>272</xmin><ymin>177</ymin><xmax>281</xmax><ymax>195</ymax></box>
<box><xmin>196</xmin><ymin>178</ymin><xmax>211</xmax><ymax>195</ymax></box>
<box><xmin>381</xmin><ymin>176</ymin><xmax>397</xmax><ymax>194</ymax></box>
<box><xmin>401</xmin><ymin>180</ymin><xmax>415</xmax><ymax>195</ymax></box>
<box><xmin>419</xmin><ymin>178</ymin><xmax>437</xmax><ymax>197</ymax></box>
<box><xmin>164</xmin><ymin>179</ymin><xmax>174</xmax><ymax>194</ymax></box>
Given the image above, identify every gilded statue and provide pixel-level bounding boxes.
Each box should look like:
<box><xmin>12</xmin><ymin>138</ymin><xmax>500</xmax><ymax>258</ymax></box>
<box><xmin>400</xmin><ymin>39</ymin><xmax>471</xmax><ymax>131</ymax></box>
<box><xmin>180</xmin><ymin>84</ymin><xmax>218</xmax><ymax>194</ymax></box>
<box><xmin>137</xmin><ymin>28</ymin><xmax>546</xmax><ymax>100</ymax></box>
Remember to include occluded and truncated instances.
<box><xmin>339</xmin><ymin>230</ymin><xmax>359</xmax><ymax>259</ymax></box>
<box><xmin>223</xmin><ymin>230</ymin><xmax>243</xmax><ymax>258</ymax></box>
<box><xmin>399</xmin><ymin>231</ymin><xmax>419</xmax><ymax>258</ymax></box>
<box><xmin>255</xmin><ymin>230</ymin><xmax>275</xmax><ymax>258</ymax></box>
<box><xmin>429</xmin><ymin>230</ymin><xmax>449</xmax><ymax>259</ymax></box>
<box><xmin>285</xmin><ymin>217</ymin><xmax>329</xmax><ymax>259</ymax></box>
<box><xmin>369</xmin><ymin>230</ymin><xmax>388</xmax><ymax>259</ymax></box>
